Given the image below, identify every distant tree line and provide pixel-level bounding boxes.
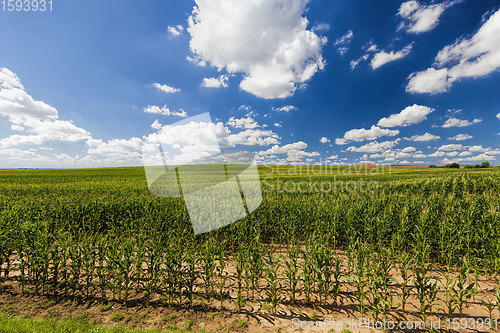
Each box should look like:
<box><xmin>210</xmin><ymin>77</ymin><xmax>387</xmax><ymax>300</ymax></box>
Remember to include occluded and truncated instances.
<box><xmin>429</xmin><ymin>162</ymin><xmax>491</xmax><ymax>169</ymax></box>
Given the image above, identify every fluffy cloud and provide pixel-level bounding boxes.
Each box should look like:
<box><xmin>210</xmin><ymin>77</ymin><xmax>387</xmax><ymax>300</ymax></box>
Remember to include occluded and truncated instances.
<box><xmin>401</xmin><ymin>146</ymin><xmax>416</xmax><ymax>152</ymax></box>
<box><xmin>468</xmin><ymin>145</ymin><xmax>485</xmax><ymax>153</ymax></box>
<box><xmin>497</xmin><ymin>112</ymin><xmax>500</xmax><ymax>119</ymax></box>
<box><xmin>405</xmin><ymin>132</ymin><xmax>440</xmax><ymax>141</ymax></box>
<box><xmin>87</xmin><ymin>137</ymin><xmax>144</xmax><ymax>158</ymax></box>
<box><xmin>442</xmin><ymin>117</ymin><xmax>481</xmax><ymax>128</ymax></box>
<box><xmin>370</xmin><ymin>147</ymin><xmax>425</xmax><ymax>161</ymax></box>
<box><xmin>151</xmin><ymin>119</ymin><xmax>162</xmax><ymax>130</ymax></box>
<box><xmin>152</xmin><ymin>83</ymin><xmax>180</xmax><ymax>93</ymax></box>
<box><xmin>168</xmin><ymin>25</ymin><xmax>184</xmax><ymax>36</ymax></box>
<box><xmin>443</xmin><ymin>153</ymin><xmax>497</xmax><ymax>164</ymax></box>
<box><xmin>0</xmin><ymin>68</ymin><xmax>58</xmax><ymax>124</ymax></box>
<box><xmin>187</xmin><ymin>0</ymin><xmax>326</xmax><ymax>99</ymax></box>
<box><xmin>144</xmin><ymin>105</ymin><xmax>188</xmax><ymax>117</ymax></box>
<box><xmin>227</xmin><ymin>129</ymin><xmax>280</xmax><ymax>146</ymax></box>
<box><xmin>371</xmin><ymin>44</ymin><xmax>413</xmax><ymax>70</ymax></box>
<box><xmin>313</xmin><ymin>23</ymin><xmax>330</xmax><ymax>32</ymax></box>
<box><xmin>0</xmin><ymin>68</ymin><xmax>90</xmax><ymax>148</ymax></box>
<box><xmin>347</xmin><ymin>139</ymin><xmax>401</xmax><ymax>153</ymax></box>
<box><xmin>319</xmin><ymin>137</ymin><xmax>330</xmax><ymax>144</ymax></box>
<box><xmin>468</xmin><ymin>146</ymin><xmax>500</xmax><ymax>154</ymax></box>
<box><xmin>407</xmin><ymin>9</ymin><xmax>500</xmax><ymax>93</ymax></box>
<box><xmin>448</xmin><ymin>133</ymin><xmax>473</xmax><ymax>141</ymax></box>
<box><xmin>258</xmin><ymin>141</ymin><xmax>319</xmax><ymax>162</ymax></box>
<box><xmin>377</xmin><ymin>104</ymin><xmax>434</xmax><ymax>127</ymax></box>
<box><xmin>227</xmin><ymin>116</ymin><xmax>259</xmax><ymax>129</ymax></box>
<box><xmin>201</xmin><ymin>74</ymin><xmax>229</xmax><ymax>88</ymax></box>
<box><xmin>272</xmin><ymin>105</ymin><xmax>297</xmax><ymax>112</ymax></box>
<box><xmin>336</xmin><ymin>125</ymin><xmax>399</xmax><ymax>145</ymax></box>
<box><xmin>437</xmin><ymin>144</ymin><xmax>464</xmax><ymax>151</ymax></box>
<box><xmin>398</xmin><ymin>0</ymin><xmax>459</xmax><ymax>34</ymax></box>
<box><xmin>429</xmin><ymin>145</ymin><xmax>499</xmax><ymax>162</ymax></box>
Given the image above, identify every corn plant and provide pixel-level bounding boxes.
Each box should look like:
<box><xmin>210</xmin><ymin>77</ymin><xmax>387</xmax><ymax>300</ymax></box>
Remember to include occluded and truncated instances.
<box><xmin>311</xmin><ymin>244</ymin><xmax>334</xmax><ymax>305</ymax></box>
<box><xmin>495</xmin><ymin>280</ymin><xmax>500</xmax><ymax>319</ymax></box>
<box><xmin>184</xmin><ymin>249</ymin><xmax>198</xmax><ymax>306</ymax></box>
<box><xmin>235</xmin><ymin>249</ymin><xmax>245</xmax><ymax>312</ymax></box>
<box><xmin>95</xmin><ymin>236</ymin><xmax>108</xmax><ymax>300</ymax></box>
<box><xmin>284</xmin><ymin>244</ymin><xmax>299</xmax><ymax>304</ymax></box>
<box><xmin>81</xmin><ymin>239</ymin><xmax>96</xmax><ymax>300</ymax></box>
<box><xmin>439</xmin><ymin>272</ymin><xmax>457</xmax><ymax>322</ymax></box>
<box><xmin>378</xmin><ymin>248</ymin><xmax>394</xmax><ymax>319</ymax></box>
<box><xmin>201</xmin><ymin>238</ymin><xmax>217</xmax><ymax>300</ymax></box>
<box><xmin>349</xmin><ymin>243</ymin><xmax>370</xmax><ymax>317</ymax></box>
<box><xmin>248</xmin><ymin>241</ymin><xmax>263</xmax><ymax>300</ymax></box>
<box><xmin>143</xmin><ymin>238</ymin><xmax>161</xmax><ymax>302</ymax></box>
<box><xmin>264</xmin><ymin>250</ymin><xmax>281</xmax><ymax>315</ymax></box>
<box><xmin>367</xmin><ymin>264</ymin><xmax>383</xmax><ymax>321</ymax></box>
<box><xmin>397</xmin><ymin>253</ymin><xmax>413</xmax><ymax>312</ymax></box>
<box><xmin>332</xmin><ymin>257</ymin><xmax>342</xmax><ymax>306</ymax></box>
<box><xmin>301</xmin><ymin>249</ymin><xmax>314</xmax><ymax>304</ymax></box>
<box><xmin>413</xmin><ymin>247</ymin><xmax>439</xmax><ymax>323</ymax></box>
<box><xmin>452</xmin><ymin>259</ymin><xmax>476</xmax><ymax>317</ymax></box>
<box><xmin>215</xmin><ymin>248</ymin><xmax>229</xmax><ymax>309</ymax></box>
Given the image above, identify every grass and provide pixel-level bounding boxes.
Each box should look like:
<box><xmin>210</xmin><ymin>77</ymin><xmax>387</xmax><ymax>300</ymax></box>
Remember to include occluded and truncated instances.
<box><xmin>161</xmin><ymin>313</ymin><xmax>176</xmax><ymax>323</ymax></box>
<box><xmin>110</xmin><ymin>312</ymin><xmax>125</xmax><ymax>322</ymax></box>
<box><xmin>235</xmin><ymin>319</ymin><xmax>247</xmax><ymax>328</ymax></box>
<box><xmin>0</xmin><ymin>312</ymin><xmax>185</xmax><ymax>333</ymax></box>
<box><xmin>100</xmin><ymin>304</ymin><xmax>112</xmax><ymax>312</ymax></box>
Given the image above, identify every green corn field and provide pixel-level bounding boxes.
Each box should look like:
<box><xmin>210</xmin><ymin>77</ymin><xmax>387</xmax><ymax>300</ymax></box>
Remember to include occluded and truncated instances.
<box><xmin>0</xmin><ymin>165</ymin><xmax>499</xmax><ymax>330</ymax></box>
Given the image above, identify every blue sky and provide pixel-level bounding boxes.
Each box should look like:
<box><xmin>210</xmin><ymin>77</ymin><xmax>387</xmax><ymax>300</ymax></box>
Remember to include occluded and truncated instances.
<box><xmin>0</xmin><ymin>0</ymin><xmax>499</xmax><ymax>168</ymax></box>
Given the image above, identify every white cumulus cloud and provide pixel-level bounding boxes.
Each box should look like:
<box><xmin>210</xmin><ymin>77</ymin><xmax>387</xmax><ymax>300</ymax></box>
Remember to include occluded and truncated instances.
<box><xmin>168</xmin><ymin>25</ymin><xmax>184</xmax><ymax>36</ymax></box>
<box><xmin>202</xmin><ymin>74</ymin><xmax>229</xmax><ymax>88</ymax></box>
<box><xmin>187</xmin><ymin>0</ymin><xmax>326</xmax><ymax>99</ymax></box>
<box><xmin>437</xmin><ymin>144</ymin><xmax>464</xmax><ymax>151</ymax></box>
<box><xmin>405</xmin><ymin>132</ymin><xmax>440</xmax><ymax>141</ymax></box>
<box><xmin>272</xmin><ymin>105</ymin><xmax>297</xmax><ymax>113</ymax></box>
<box><xmin>144</xmin><ymin>105</ymin><xmax>188</xmax><ymax>117</ymax></box>
<box><xmin>371</xmin><ymin>44</ymin><xmax>413</xmax><ymax>70</ymax></box>
<box><xmin>398</xmin><ymin>0</ymin><xmax>460</xmax><ymax>34</ymax></box>
<box><xmin>227</xmin><ymin>116</ymin><xmax>259</xmax><ymax>129</ymax></box>
<box><xmin>442</xmin><ymin>117</ymin><xmax>481</xmax><ymax>128</ymax></box>
<box><xmin>448</xmin><ymin>133</ymin><xmax>473</xmax><ymax>141</ymax></box>
<box><xmin>336</xmin><ymin>125</ymin><xmax>399</xmax><ymax>144</ymax></box>
<box><xmin>0</xmin><ymin>68</ymin><xmax>90</xmax><ymax>148</ymax></box>
<box><xmin>347</xmin><ymin>139</ymin><xmax>401</xmax><ymax>153</ymax></box>
<box><xmin>377</xmin><ymin>104</ymin><xmax>434</xmax><ymax>127</ymax></box>
<box><xmin>152</xmin><ymin>82</ymin><xmax>180</xmax><ymax>93</ymax></box>
<box><xmin>258</xmin><ymin>141</ymin><xmax>319</xmax><ymax>162</ymax></box>
<box><xmin>319</xmin><ymin>137</ymin><xmax>330</xmax><ymax>144</ymax></box>
<box><xmin>407</xmin><ymin>9</ymin><xmax>500</xmax><ymax>93</ymax></box>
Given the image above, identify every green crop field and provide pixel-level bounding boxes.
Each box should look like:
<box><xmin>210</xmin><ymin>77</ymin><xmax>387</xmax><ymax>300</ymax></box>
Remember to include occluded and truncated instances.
<box><xmin>0</xmin><ymin>166</ymin><xmax>499</xmax><ymax>331</ymax></box>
